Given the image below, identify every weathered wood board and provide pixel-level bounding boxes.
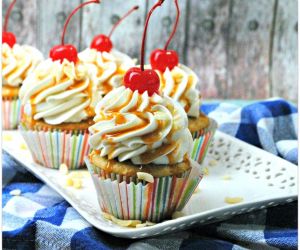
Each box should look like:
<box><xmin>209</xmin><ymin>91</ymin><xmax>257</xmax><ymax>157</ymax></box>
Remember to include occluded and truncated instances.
<box><xmin>226</xmin><ymin>0</ymin><xmax>275</xmax><ymax>99</ymax></box>
<box><xmin>271</xmin><ymin>0</ymin><xmax>298</xmax><ymax>102</ymax></box>
<box><xmin>186</xmin><ymin>0</ymin><xmax>230</xmax><ymax>99</ymax></box>
<box><xmin>1</xmin><ymin>0</ymin><xmax>298</xmax><ymax>103</ymax></box>
<box><xmin>144</xmin><ymin>0</ymin><xmax>188</xmax><ymax>64</ymax></box>
<box><xmin>81</xmin><ymin>0</ymin><xmax>147</xmax><ymax>59</ymax></box>
<box><xmin>36</xmin><ymin>0</ymin><xmax>82</xmax><ymax>56</ymax></box>
<box><xmin>2</xmin><ymin>0</ymin><xmax>37</xmax><ymax>46</ymax></box>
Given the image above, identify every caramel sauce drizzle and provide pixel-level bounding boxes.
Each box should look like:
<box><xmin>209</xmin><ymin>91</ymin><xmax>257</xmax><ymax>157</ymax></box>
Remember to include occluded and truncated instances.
<box><xmin>2</xmin><ymin>85</ymin><xmax>19</xmax><ymax>98</ymax></box>
<box><xmin>139</xmin><ymin>143</ymin><xmax>178</xmax><ymax>165</ymax></box>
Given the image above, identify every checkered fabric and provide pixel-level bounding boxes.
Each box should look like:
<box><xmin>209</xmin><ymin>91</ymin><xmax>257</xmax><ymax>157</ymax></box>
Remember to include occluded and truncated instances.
<box><xmin>3</xmin><ymin>98</ymin><xmax>298</xmax><ymax>249</ymax></box>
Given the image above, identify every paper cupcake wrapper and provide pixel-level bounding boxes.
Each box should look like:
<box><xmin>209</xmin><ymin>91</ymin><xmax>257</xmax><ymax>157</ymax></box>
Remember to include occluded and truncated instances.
<box><xmin>85</xmin><ymin>158</ymin><xmax>203</xmax><ymax>223</ymax></box>
<box><xmin>2</xmin><ymin>98</ymin><xmax>22</xmax><ymax>130</ymax></box>
<box><xmin>19</xmin><ymin>124</ymin><xmax>90</xmax><ymax>170</ymax></box>
<box><xmin>191</xmin><ymin>118</ymin><xmax>218</xmax><ymax>164</ymax></box>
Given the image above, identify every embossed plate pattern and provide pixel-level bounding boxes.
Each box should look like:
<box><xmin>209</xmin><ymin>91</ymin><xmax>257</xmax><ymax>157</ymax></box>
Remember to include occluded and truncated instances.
<box><xmin>3</xmin><ymin>130</ymin><xmax>297</xmax><ymax>239</ymax></box>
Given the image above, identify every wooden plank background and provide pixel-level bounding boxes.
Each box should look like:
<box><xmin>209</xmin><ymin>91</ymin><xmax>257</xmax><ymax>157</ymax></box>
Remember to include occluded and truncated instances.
<box><xmin>2</xmin><ymin>0</ymin><xmax>298</xmax><ymax>103</ymax></box>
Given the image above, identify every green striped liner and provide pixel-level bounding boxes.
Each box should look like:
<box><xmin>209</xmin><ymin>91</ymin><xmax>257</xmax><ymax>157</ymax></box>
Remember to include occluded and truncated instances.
<box><xmin>2</xmin><ymin>98</ymin><xmax>22</xmax><ymax>130</ymax></box>
<box><xmin>19</xmin><ymin>124</ymin><xmax>90</xmax><ymax>169</ymax></box>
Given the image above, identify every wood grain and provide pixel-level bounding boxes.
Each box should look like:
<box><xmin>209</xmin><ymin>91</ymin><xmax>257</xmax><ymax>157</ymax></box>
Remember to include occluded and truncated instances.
<box><xmin>227</xmin><ymin>0</ymin><xmax>275</xmax><ymax>99</ymax></box>
<box><xmin>186</xmin><ymin>0</ymin><xmax>230</xmax><ymax>98</ymax></box>
<box><xmin>36</xmin><ymin>0</ymin><xmax>82</xmax><ymax>56</ymax></box>
<box><xmin>144</xmin><ymin>0</ymin><xmax>188</xmax><ymax>64</ymax></box>
<box><xmin>2</xmin><ymin>0</ymin><xmax>37</xmax><ymax>46</ymax></box>
<box><xmin>271</xmin><ymin>0</ymin><xmax>298</xmax><ymax>103</ymax></box>
<box><xmin>1</xmin><ymin>1</ymin><xmax>298</xmax><ymax>102</ymax></box>
<box><xmin>80</xmin><ymin>0</ymin><xmax>147</xmax><ymax>59</ymax></box>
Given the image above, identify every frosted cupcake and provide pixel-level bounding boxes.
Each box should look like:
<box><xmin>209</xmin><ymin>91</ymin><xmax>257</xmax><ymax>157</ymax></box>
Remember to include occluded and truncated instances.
<box><xmin>2</xmin><ymin>43</ymin><xmax>43</xmax><ymax>129</ymax></box>
<box><xmin>78</xmin><ymin>5</ymin><xmax>138</xmax><ymax>96</ymax></box>
<box><xmin>19</xmin><ymin>59</ymin><xmax>96</xmax><ymax>169</ymax></box>
<box><xmin>18</xmin><ymin>0</ymin><xmax>100</xmax><ymax>169</ymax></box>
<box><xmin>86</xmin><ymin>86</ymin><xmax>203</xmax><ymax>222</ymax></box>
<box><xmin>2</xmin><ymin>0</ymin><xmax>44</xmax><ymax>130</ymax></box>
<box><xmin>149</xmin><ymin>0</ymin><xmax>217</xmax><ymax>163</ymax></box>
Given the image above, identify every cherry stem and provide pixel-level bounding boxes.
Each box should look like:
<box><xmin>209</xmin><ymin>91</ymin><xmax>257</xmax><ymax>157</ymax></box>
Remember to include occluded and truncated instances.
<box><xmin>140</xmin><ymin>0</ymin><xmax>164</xmax><ymax>71</ymax></box>
<box><xmin>61</xmin><ymin>0</ymin><xmax>100</xmax><ymax>45</ymax></box>
<box><xmin>108</xmin><ymin>5</ymin><xmax>139</xmax><ymax>38</ymax></box>
<box><xmin>4</xmin><ymin>0</ymin><xmax>17</xmax><ymax>32</ymax></box>
<box><xmin>164</xmin><ymin>0</ymin><xmax>180</xmax><ymax>50</ymax></box>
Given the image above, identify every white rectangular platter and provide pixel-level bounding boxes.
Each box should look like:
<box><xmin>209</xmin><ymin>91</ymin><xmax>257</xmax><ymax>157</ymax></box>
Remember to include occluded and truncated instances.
<box><xmin>3</xmin><ymin>130</ymin><xmax>297</xmax><ymax>239</ymax></box>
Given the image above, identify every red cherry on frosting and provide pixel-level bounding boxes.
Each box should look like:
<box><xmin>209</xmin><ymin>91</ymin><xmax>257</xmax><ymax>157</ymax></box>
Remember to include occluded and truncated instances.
<box><xmin>149</xmin><ymin>0</ymin><xmax>180</xmax><ymax>73</ymax></box>
<box><xmin>49</xmin><ymin>44</ymin><xmax>78</xmax><ymax>63</ymax></box>
<box><xmin>150</xmin><ymin>49</ymin><xmax>179</xmax><ymax>72</ymax></box>
<box><xmin>2</xmin><ymin>32</ymin><xmax>16</xmax><ymax>48</ymax></box>
<box><xmin>90</xmin><ymin>34</ymin><xmax>113</xmax><ymax>52</ymax></box>
<box><xmin>123</xmin><ymin>1</ymin><xmax>163</xmax><ymax>96</ymax></box>
<box><xmin>124</xmin><ymin>67</ymin><xmax>160</xmax><ymax>96</ymax></box>
<box><xmin>2</xmin><ymin>0</ymin><xmax>17</xmax><ymax>48</ymax></box>
<box><xmin>49</xmin><ymin>0</ymin><xmax>99</xmax><ymax>63</ymax></box>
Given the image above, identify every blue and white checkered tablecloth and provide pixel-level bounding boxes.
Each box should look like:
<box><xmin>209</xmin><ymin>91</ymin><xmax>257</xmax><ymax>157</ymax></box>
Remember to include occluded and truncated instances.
<box><xmin>3</xmin><ymin>98</ymin><xmax>298</xmax><ymax>250</ymax></box>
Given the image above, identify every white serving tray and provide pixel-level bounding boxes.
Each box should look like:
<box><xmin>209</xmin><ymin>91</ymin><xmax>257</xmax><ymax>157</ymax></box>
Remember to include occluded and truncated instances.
<box><xmin>3</xmin><ymin>130</ymin><xmax>297</xmax><ymax>239</ymax></box>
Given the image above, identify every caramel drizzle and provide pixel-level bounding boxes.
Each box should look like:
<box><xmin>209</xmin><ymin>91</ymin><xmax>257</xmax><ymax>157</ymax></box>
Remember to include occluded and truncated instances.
<box><xmin>96</xmin><ymin>93</ymin><xmax>184</xmax><ymax>164</ymax></box>
<box><xmin>29</xmin><ymin>67</ymin><xmax>93</xmax><ymax>117</ymax></box>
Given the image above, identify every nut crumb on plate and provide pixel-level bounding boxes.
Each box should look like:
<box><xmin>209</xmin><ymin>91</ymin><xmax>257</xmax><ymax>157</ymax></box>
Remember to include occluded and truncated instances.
<box><xmin>208</xmin><ymin>160</ymin><xmax>217</xmax><ymax>166</ymax></box>
<box><xmin>20</xmin><ymin>143</ymin><xmax>27</xmax><ymax>150</ymax></box>
<box><xmin>59</xmin><ymin>164</ymin><xmax>69</xmax><ymax>175</ymax></box>
<box><xmin>203</xmin><ymin>167</ymin><xmax>209</xmax><ymax>176</ymax></box>
<box><xmin>225</xmin><ymin>197</ymin><xmax>244</xmax><ymax>204</ymax></box>
<box><xmin>3</xmin><ymin>134</ymin><xmax>13</xmax><ymax>141</ymax></box>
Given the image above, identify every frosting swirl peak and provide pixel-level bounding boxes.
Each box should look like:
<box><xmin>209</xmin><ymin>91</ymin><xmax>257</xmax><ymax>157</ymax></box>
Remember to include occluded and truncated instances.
<box><xmin>89</xmin><ymin>86</ymin><xmax>193</xmax><ymax>165</ymax></box>
<box><xmin>78</xmin><ymin>48</ymin><xmax>135</xmax><ymax>96</ymax></box>
<box><xmin>2</xmin><ymin>43</ymin><xmax>43</xmax><ymax>87</ymax></box>
<box><xmin>155</xmin><ymin>64</ymin><xmax>201</xmax><ymax>118</ymax></box>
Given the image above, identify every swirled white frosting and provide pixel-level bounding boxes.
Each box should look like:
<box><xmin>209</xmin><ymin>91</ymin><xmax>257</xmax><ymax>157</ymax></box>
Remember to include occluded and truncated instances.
<box><xmin>2</xmin><ymin>43</ymin><xmax>43</xmax><ymax>87</ymax></box>
<box><xmin>89</xmin><ymin>86</ymin><xmax>193</xmax><ymax>165</ymax></box>
<box><xmin>154</xmin><ymin>64</ymin><xmax>201</xmax><ymax>118</ymax></box>
<box><xmin>78</xmin><ymin>48</ymin><xmax>135</xmax><ymax>96</ymax></box>
<box><xmin>19</xmin><ymin>59</ymin><xmax>98</xmax><ymax>125</ymax></box>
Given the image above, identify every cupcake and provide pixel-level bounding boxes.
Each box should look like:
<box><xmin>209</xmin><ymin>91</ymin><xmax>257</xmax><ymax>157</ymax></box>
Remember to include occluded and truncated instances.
<box><xmin>78</xmin><ymin>48</ymin><xmax>135</xmax><ymax>96</ymax></box>
<box><xmin>18</xmin><ymin>0</ymin><xmax>101</xmax><ymax>170</ymax></box>
<box><xmin>86</xmin><ymin>86</ymin><xmax>203</xmax><ymax>222</ymax></box>
<box><xmin>2</xmin><ymin>0</ymin><xmax>44</xmax><ymax>130</ymax></box>
<box><xmin>148</xmin><ymin>0</ymin><xmax>217</xmax><ymax>163</ymax></box>
<box><xmin>2</xmin><ymin>43</ymin><xmax>43</xmax><ymax>129</ymax></box>
<box><xmin>18</xmin><ymin>59</ymin><xmax>96</xmax><ymax>169</ymax></box>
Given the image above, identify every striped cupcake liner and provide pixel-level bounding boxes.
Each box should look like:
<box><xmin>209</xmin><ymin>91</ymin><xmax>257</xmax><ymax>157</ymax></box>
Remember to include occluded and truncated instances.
<box><xmin>191</xmin><ymin>118</ymin><xmax>218</xmax><ymax>164</ymax></box>
<box><xmin>85</xmin><ymin>158</ymin><xmax>203</xmax><ymax>223</ymax></box>
<box><xmin>19</xmin><ymin>124</ymin><xmax>90</xmax><ymax>170</ymax></box>
<box><xmin>2</xmin><ymin>98</ymin><xmax>22</xmax><ymax>130</ymax></box>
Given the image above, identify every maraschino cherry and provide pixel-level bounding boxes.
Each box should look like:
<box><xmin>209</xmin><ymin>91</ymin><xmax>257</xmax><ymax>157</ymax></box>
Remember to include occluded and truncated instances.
<box><xmin>50</xmin><ymin>0</ymin><xmax>100</xmax><ymax>63</ymax></box>
<box><xmin>124</xmin><ymin>0</ymin><xmax>164</xmax><ymax>96</ymax></box>
<box><xmin>90</xmin><ymin>5</ymin><xmax>139</xmax><ymax>53</ymax></box>
<box><xmin>2</xmin><ymin>0</ymin><xmax>17</xmax><ymax>47</ymax></box>
<box><xmin>150</xmin><ymin>0</ymin><xmax>180</xmax><ymax>72</ymax></box>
